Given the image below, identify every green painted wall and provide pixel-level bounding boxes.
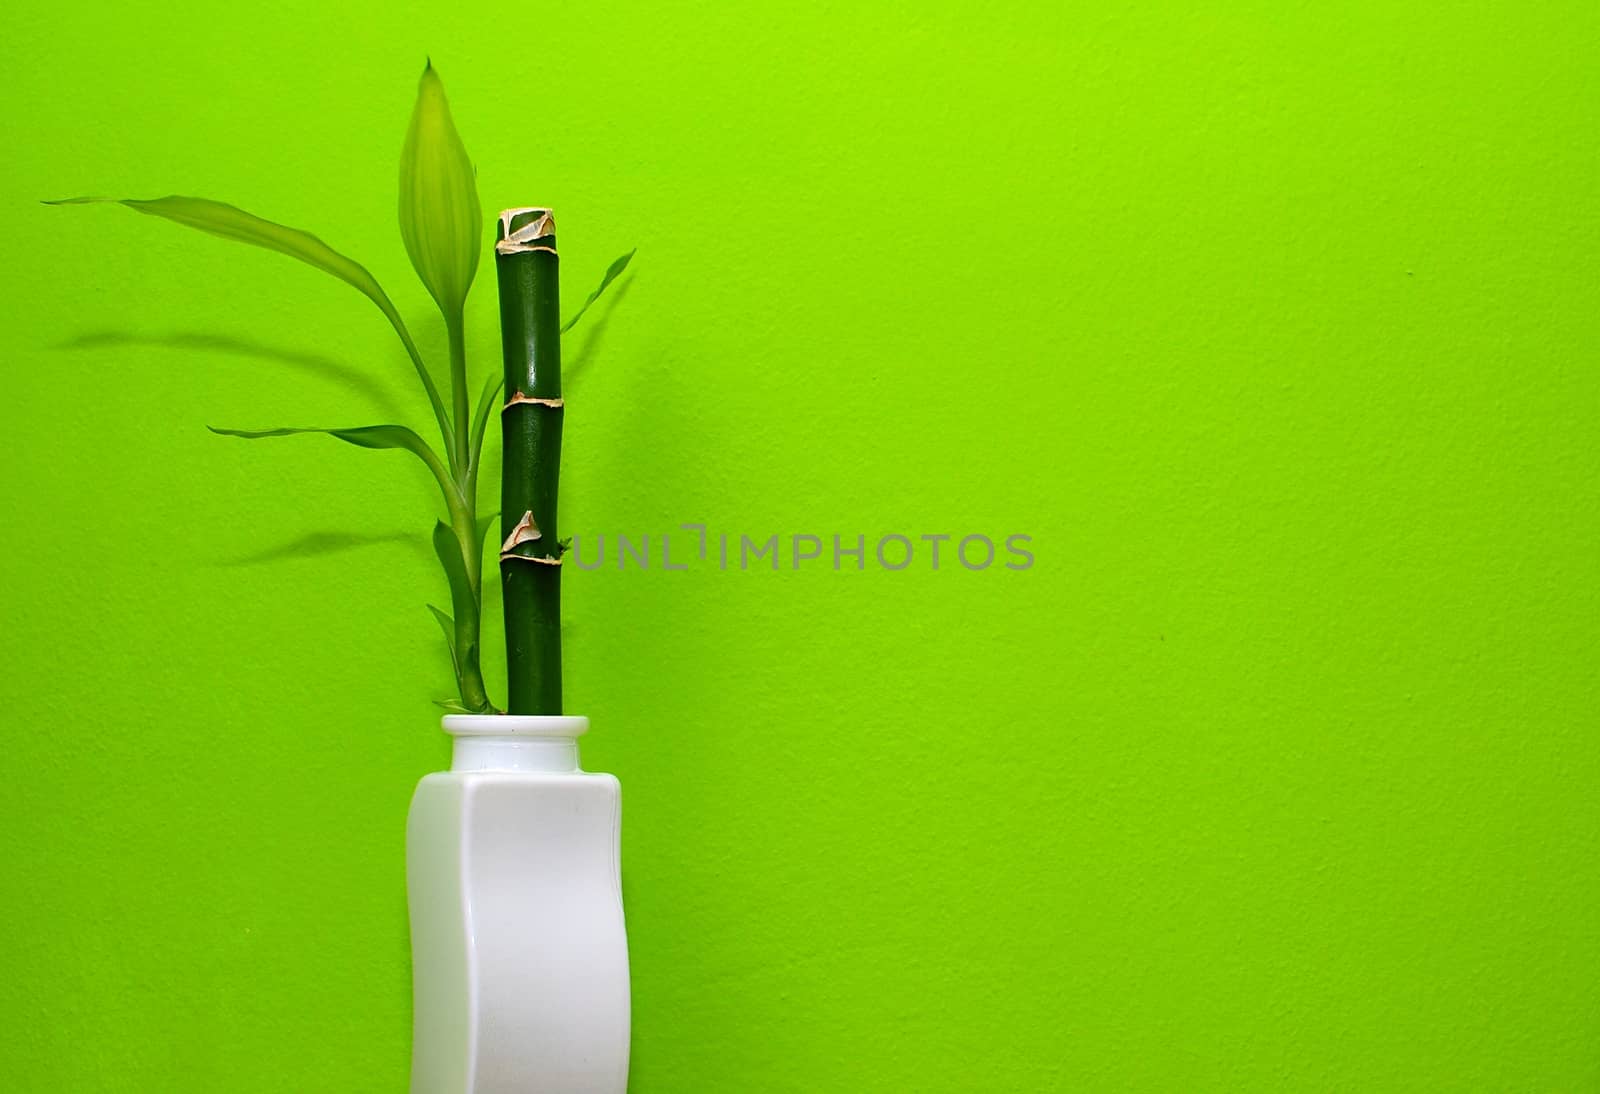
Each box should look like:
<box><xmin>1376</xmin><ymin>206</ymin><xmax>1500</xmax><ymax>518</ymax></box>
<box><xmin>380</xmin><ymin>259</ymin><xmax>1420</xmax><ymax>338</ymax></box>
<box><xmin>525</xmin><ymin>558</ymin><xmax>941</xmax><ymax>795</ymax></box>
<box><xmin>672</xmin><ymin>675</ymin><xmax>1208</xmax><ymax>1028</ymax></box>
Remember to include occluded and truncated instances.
<box><xmin>3</xmin><ymin>1</ymin><xmax>1595</xmax><ymax>1090</ymax></box>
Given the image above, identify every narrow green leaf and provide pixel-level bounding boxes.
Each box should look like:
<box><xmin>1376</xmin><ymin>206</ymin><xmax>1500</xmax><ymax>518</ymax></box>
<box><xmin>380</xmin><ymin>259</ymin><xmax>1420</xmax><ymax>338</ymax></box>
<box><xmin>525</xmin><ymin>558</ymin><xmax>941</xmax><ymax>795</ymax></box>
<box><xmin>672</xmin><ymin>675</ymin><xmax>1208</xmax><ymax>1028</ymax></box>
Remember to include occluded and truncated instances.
<box><xmin>561</xmin><ymin>249</ymin><xmax>636</xmax><ymax>334</ymax></box>
<box><xmin>208</xmin><ymin>422</ymin><xmax>432</xmax><ymax>457</ymax></box>
<box><xmin>432</xmin><ymin>519</ymin><xmax>477</xmax><ymax>618</ymax></box>
<box><xmin>427</xmin><ymin>604</ymin><xmax>461</xmax><ymax>678</ymax></box>
<box><xmin>468</xmin><ymin>369</ymin><xmax>503</xmax><ymax>472</ymax></box>
<box><xmin>430</xmin><ymin>521</ymin><xmax>494</xmax><ymax>714</ymax></box>
<box><xmin>51</xmin><ymin>195</ymin><xmax>388</xmax><ymax>303</ymax></box>
<box><xmin>399</xmin><ymin>63</ymin><xmax>481</xmax><ymax>320</ymax></box>
<box><xmin>207</xmin><ymin>424</ymin><xmax>454</xmax><ymax>503</ymax></box>
<box><xmin>476</xmin><ymin>511</ymin><xmax>500</xmax><ymax>557</ymax></box>
<box><xmin>433</xmin><ymin>698</ymin><xmax>480</xmax><ymax>714</ymax></box>
<box><xmin>48</xmin><ymin>194</ymin><xmax>453</xmax><ymax>455</ymax></box>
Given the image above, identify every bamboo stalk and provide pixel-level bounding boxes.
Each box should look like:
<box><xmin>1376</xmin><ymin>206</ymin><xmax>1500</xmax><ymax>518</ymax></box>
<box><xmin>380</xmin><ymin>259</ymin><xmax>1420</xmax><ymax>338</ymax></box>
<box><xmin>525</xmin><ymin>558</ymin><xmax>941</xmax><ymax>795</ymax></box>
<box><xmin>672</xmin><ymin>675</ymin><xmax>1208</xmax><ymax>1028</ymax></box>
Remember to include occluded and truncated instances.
<box><xmin>496</xmin><ymin>207</ymin><xmax>564</xmax><ymax>714</ymax></box>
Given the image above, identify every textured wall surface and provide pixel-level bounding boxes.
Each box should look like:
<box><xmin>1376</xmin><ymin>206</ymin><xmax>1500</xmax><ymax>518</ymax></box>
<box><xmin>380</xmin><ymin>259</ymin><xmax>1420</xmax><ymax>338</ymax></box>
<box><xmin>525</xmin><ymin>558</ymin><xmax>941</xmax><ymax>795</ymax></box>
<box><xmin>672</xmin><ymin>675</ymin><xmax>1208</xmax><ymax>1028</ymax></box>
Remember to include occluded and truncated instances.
<box><xmin>2</xmin><ymin>1</ymin><xmax>1596</xmax><ymax>1090</ymax></box>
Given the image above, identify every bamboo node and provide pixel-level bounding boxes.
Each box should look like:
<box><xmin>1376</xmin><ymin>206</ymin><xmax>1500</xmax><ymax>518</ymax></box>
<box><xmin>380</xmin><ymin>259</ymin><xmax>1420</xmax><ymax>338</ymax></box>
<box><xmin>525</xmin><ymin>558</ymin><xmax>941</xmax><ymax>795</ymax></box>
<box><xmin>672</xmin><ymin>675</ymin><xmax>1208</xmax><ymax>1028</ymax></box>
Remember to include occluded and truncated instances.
<box><xmin>503</xmin><ymin>393</ymin><xmax>565</xmax><ymax>412</ymax></box>
<box><xmin>500</xmin><ymin>551</ymin><xmax>563</xmax><ymax>566</ymax></box>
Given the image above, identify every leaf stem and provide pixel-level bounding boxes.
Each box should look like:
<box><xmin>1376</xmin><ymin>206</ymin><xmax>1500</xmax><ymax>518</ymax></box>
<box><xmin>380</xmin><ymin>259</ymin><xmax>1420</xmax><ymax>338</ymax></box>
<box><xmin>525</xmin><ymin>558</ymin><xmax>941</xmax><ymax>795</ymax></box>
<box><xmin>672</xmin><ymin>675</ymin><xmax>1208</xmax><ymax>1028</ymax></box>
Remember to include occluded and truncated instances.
<box><xmin>388</xmin><ymin>307</ymin><xmax>458</xmax><ymax>475</ymax></box>
<box><xmin>446</xmin><ymin>313</ymin><xmax>472</xmax><ymax>480</ymax></box>
<box><xmin>440</xmin><ymin>340</ymin><xmax>489</xmax><ymax>710</ymax></box>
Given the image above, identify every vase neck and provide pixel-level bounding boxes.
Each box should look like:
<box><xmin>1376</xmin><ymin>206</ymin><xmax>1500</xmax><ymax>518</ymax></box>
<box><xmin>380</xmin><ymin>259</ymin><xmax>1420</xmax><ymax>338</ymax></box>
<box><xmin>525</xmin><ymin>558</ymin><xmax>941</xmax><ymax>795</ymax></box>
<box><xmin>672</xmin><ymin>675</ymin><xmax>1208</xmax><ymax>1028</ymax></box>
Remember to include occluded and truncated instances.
<box><xmin>452</xmin><ymin>735</ymin><xmax>579</xmax><ymax>773</ymax></box>
<box><xmin>440</xmin><ymin>714</ymin><xmax>591</xmax><ymax>773</ymax></box>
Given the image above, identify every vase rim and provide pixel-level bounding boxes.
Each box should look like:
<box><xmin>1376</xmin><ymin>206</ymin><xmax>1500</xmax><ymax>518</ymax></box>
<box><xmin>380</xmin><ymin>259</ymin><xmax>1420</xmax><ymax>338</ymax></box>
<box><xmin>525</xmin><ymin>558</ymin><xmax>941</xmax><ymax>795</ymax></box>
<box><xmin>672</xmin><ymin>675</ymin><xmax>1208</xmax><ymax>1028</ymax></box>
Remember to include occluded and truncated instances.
<box><xmin>441</xmin><ymin>714</ymin><xmax>590</xmax><ymax>739</ymax></box>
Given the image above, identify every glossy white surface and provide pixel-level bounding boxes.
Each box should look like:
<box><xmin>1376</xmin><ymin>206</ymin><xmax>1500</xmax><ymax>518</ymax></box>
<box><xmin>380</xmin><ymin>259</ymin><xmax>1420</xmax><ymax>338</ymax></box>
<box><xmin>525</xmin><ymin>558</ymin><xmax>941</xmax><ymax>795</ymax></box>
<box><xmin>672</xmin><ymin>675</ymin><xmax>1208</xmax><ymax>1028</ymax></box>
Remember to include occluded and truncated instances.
<box><xmin>408</xmin><ymin>715</ymin><xmax>630</xmax><ymax>1094</ymax></box>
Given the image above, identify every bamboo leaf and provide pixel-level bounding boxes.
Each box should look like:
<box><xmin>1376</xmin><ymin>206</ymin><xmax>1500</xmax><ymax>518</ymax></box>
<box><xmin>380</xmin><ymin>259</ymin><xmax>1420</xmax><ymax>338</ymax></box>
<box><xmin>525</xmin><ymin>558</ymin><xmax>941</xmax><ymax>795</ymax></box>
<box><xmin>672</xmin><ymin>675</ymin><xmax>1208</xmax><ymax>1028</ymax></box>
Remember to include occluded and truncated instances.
<box><xmin>427</xmin><ymin>604</ymin><xmax>461</xmax><ymax>678</ymax></box>
<box><xmin>47</xmin><ymin>194</ymin><xmax>453</xmax><ymax>453</ymax></box>
<box><xmin>209</xmin><ymin>422</ymin><xmax>430</xmax><ymax>455</ymax></box>
<box><xmin>433</xmin><ymin>698</ymin><xmax>480</xmax><ymax>714</ymax></box>
<box><xmin>51</xmin><ymin>195</ymin><xmax>388</xmax><ymax>304</ymax></box>
<box><xmin>431</xmin><ymin>522</ymin><xmax>495</xmax><ymax>713</ymax></box>
<box><xmin>207</xmin><ymin>423</ymin><xmax>453</xmax><ymax>502</ymax></box>
<box><xmin>476</xmin><ymin>511</ymin><xmax>500</xmax><ymax>557</ymax></box>
<box><xmin>399</xmin><ymin>62</ymin><xmax>481</xmax><ymax>320</ymax></box>
<box><xmin>468</xmin><ymin>369</ymin><xmax>503</xmax><ymax>471</ymax></box>
<box><xmin>561</xmin><ymin>249</ymin><xmax>636</xmax><ymax>333</ymax></box>
<box><xmin>432</xmin><ymin>519</ymin><xmax>477</xmax><ymax>618</ymax></box>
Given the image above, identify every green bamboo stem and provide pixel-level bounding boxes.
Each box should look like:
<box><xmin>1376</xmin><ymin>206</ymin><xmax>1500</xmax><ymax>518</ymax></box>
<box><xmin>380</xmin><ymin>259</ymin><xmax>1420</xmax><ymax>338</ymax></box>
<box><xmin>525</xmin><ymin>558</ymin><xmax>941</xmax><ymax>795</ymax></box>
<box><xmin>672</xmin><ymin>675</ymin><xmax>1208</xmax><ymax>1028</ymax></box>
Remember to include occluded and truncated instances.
<box><xmin>495</xmin><ymin>207</ymin><xmax>564</xmax><ymax>714</ymax></box>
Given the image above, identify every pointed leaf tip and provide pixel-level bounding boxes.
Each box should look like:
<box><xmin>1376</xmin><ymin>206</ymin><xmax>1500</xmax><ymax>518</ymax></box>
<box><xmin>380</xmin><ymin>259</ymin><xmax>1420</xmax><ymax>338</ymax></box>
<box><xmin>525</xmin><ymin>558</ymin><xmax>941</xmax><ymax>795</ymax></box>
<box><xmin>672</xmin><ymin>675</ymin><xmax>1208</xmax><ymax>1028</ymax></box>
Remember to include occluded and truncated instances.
<box><xmin>561</xmin><ymin>248</ymin><xmax>639</xmax><ymax>333</ymax></box>
<box><xmin>427</xmin><ymin>603</ymin><xmax>461</xmax><ymax>678</ymax></box>
<box><xmin>204</xmin><ymin>423</ymin><xmax>454</xmax><ymax>498</ymax></box>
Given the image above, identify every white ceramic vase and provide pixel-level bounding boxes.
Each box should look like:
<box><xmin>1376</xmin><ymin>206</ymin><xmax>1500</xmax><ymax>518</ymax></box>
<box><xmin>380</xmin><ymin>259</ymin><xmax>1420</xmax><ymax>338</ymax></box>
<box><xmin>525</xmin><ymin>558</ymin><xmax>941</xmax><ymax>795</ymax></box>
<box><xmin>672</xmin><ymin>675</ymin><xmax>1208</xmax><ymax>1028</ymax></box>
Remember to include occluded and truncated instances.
<box><xmin>407</xmin><ymin>715</ymin><xmax>630</xmax><ymax>1094</ymax></box>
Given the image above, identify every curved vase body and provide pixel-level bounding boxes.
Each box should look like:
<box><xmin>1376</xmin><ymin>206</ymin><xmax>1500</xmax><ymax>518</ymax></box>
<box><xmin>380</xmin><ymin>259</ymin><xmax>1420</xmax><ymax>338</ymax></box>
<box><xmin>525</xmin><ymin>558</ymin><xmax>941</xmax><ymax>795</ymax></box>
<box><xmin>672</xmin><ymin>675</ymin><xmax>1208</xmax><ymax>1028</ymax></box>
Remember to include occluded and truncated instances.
<box><xmin>407</xmin><ymin>715</ymin><xmax>630</xmax><ymax>1094</ymax></box>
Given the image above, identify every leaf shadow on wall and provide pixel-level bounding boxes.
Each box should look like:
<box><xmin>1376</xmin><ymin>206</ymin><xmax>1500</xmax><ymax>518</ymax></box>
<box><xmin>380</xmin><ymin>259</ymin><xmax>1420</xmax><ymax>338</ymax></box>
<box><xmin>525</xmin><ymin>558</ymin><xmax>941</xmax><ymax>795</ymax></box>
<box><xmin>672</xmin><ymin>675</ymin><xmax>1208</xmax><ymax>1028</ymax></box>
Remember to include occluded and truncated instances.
<box><xmin>55</xmin><ymin>329</ymin><xmax>410</xmax><ymax>421</ymax></box>
<box><xmin>215</xmin><ymin>529</ymin><xmax>430</xmax><ymax>567</ymax></box>
<box><xmin>559</xmin><ymin>270</ymin><xmax>641</xmax><ymax>664</ymax></box>
<box><xmin>52</xmin><ymin>268</ymin><xmax>635</xmax><ymax>577</ymax></box>
<box><xmin>56</xmin><ymin>328</ymin><xmax>433</xmax><ymax>567</ymax></box>
<box><xmin>564</xmin><ymin>275</ymin><xmax>635</xmax><ymax>391</ymax></box>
